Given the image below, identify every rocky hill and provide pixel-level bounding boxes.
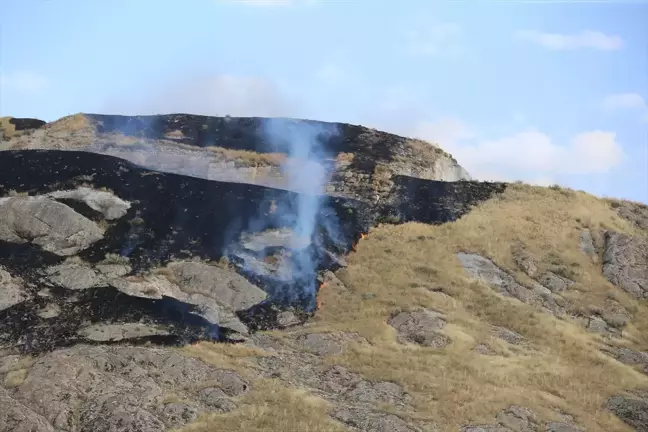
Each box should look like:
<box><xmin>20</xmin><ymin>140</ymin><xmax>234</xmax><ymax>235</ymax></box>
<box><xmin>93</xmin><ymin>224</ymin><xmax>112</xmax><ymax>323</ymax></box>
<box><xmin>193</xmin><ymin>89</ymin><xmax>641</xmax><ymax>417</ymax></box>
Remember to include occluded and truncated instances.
<box><xmin>1</xmin><ymin>114</ymin><xmax>648</xmax><ymax>432</ymax></box>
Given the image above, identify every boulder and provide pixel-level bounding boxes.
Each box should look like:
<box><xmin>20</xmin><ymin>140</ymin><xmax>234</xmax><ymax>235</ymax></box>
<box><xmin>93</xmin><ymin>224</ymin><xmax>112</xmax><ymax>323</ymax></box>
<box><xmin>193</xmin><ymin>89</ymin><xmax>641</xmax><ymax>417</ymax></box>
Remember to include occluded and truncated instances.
<box><xmin>388</xmin><ymin>310</ymin><xmax>450</xmax><ymax>348</ymax></box>
<box><xmin>602</xmin><ymin>231</ymin><xmax>648</xmax><ymax>299</ymax></box>
<box><xmin>0</xmin><ymin>196</ymin><xmax>104</xmax><ymax>256</ymax></box>
<box><xmin>47</xmin><ymin>187</ymin><xmax>131</xmax><ymax>220</ymax></box>
<box><xmin>606</xmin><ymin>390</ymin><xmax>648</xmax><ymax>431</ymax></box>
<box><xmin>0</xmin><ymin>268</ymin><xmax>28</xmax><ymax>312</ymax></box>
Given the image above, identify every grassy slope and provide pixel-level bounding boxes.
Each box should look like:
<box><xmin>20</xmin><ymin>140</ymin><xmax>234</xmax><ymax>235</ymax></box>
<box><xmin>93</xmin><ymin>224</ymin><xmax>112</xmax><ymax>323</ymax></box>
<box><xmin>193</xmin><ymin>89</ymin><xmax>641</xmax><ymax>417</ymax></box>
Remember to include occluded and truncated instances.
<box><xmin>180</xmin><ymin>184</ymin><xmax>647</xmax><ymax>431</ymax></box>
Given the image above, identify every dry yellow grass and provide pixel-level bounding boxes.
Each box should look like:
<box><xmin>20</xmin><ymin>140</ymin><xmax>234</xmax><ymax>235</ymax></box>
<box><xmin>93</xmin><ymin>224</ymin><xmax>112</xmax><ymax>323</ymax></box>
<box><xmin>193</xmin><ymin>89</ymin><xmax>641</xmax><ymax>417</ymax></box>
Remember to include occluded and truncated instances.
<box><xmin>305</xmin><ymin>183</ymin><xmax>647</xmax><ymax>431</ymax></box>
<box><xmin>177</xmin><ymin>183</ymin><xmax>646</xmax><ymax>431</ymax></box>
<box><xmin>0</xmin><ymin>117</ymin><xmax>17</xmax><ymax>139</ymax></box>
<box><xmin>173</xmin><ymin>379</ymin><xmax>347</xmax><ymax>432</ymax></box>
<box><xmin>3</xmin><ymin>369</ymin><xmax>29</xmax><ymax>388</ymax></box>
<box><xmin>46</xmin><ymin>113</ymin><xmax>90</xmax><ymax>133</ymax></box>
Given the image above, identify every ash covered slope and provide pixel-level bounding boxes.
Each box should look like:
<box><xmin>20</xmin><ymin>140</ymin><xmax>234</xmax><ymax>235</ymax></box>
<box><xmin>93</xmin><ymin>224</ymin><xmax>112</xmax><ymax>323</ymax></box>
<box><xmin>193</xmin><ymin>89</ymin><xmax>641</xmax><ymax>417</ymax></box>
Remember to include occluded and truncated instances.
<box><xmin>0</xmin><ymin>146</ymin><xmax>505</xmax><ymax>432</ymax></box>
<box><xmin>0</xmin><ymin>113</ymin><xmax>470</xmax><ymax>199</ymax></box>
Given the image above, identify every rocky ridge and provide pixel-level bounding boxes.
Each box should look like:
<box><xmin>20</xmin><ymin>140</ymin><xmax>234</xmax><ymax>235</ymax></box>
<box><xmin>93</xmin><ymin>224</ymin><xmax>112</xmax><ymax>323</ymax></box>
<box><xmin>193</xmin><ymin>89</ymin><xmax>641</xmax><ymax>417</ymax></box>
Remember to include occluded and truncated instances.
<box><xmin>1</xmin><ymin>114</ymin><xmax>648</xmax><ymax>431</ymax></box>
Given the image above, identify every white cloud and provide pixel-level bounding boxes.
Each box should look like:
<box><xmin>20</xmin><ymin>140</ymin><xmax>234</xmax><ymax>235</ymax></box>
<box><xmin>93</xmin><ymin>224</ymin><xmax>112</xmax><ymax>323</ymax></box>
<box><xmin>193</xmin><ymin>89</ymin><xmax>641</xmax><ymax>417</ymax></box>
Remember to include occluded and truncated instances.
<box><xmin>602</xmin><ymin>93</ymin><xmax>646</xmax><ymax>111</ymax></box>
<box><xmin>516</xmin><ymin>29</ymin><xmax>623</xmax><ymax>51</ymax></box>
<box><xmin>405</xmin><ymin>22</ymin><xmax>464</xmax><ymax>57</ymax></box>
<box><xmin>410</xmin><ymin>118</ymin><xmax>624</xmax><ymax>185</ymax></box>
<box><xmin>602</xmin><ymin>93</ymin><xmax>648</xmax><ymax>123</ymax></box>
<box><xmin>103</xmin><ymin>74</ymin><xmax>297</xmax><ymax>117</ymax></box>
<box><xmin>0</xmin><ymin>71</ymin><xmax>48</xmax><ymax>93</ymax></box>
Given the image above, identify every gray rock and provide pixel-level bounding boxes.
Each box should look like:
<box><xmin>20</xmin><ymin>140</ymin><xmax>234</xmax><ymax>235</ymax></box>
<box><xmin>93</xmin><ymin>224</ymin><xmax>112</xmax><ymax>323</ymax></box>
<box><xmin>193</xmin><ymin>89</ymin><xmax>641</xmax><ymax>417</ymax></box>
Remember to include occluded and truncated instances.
<box><xmin>538</xmin><ymin>272</ymin><xmax>573</xmax><ymax>294</ymax></box>
<box><xmin>602</xmin><ymin>346</ymin><xmax>648</xmax><ymax>370</ymax></box>
<box><xmin>77</xmin><ymin>323</ymin><xmax>171</xmax><ymax>342</ymax></box>
<box><xmin>610</xmin><ymin>200</ymin><xmax>648</xmax><ymax>232</ymax></box>
<box><xmin>388</xmin><ymin>310</ymin><xmax>450</xmax><ymax>348</ymax></box>
<box><xmin>602</xmin><ymin>231</ymin><xmax>648</xmax><ymax>299</ymax></box>
<box><xmin>108</xmin><ymin>265</ymin><xmax>260</xmax><ymax>335</ymax></box>
<box><xmin>347</xmin><ymin>380</ymin><xmax>412</xmax><ymax>407</ymax></box>
<box><xmin>46</xmin><ymin>262</ymin><xmax>106</xmax><ymax>290</ymax></box>
<box><xmin>586</xmin><ymin>316</ymin><xmax>611</xmax><ymax>334</ymax></box>
<box><xmin>0</xmin><ymin>388</ymin><xmax>55</xmax><ymax>432</ymax></box>
<box><xmin>197</xmin><ymin>388</ymin><xmax>237</xmax><ymax>412</ymax></box>
<box><xmin>606</xmin><ymin>391</ymin><xmax>648</xmax><ymax>431</ymax></box>
<box><xmin>496</xmin><ymin>405</ymin><xmax>539</xmax><ymax>431</ymax></box>
<box><xmin>79</xmin><ymin>394</ymin><xmax>167</xmax><ymax>432</ymax></box>
<box><xmin>295</xmin><ymin>332</ymin><xmax>365</xmax><ymax>356</ymax></box>
<box><xmin>457</xmin><ymin>253</ymin><xmax>564</xmax><ymax>315</ymax></box>
<box><xmin>36</xmin><ymin>303</ymin><xmax>61</xmax><ymax>319</ymax></box>
<box><xmin>579</xmin><ymin>229</ymin><xmax>598</xmax><ymax>262</ymax></box>
<box><xmin>319</xmin><ymin>365</ymin><xmax>364</xmax><ymax>394</ymax></box>
<box><xmin>47</xmin><ymin>187</ymin><xmax>131</xmax><ymax>220</ymax></box>
<box><xmin>545</xmin><ymin>422</ymin><xmax>583</xmax><ymax>432</ymax></box>
<box><xmin>512</xmin><ymin>243</ymin><xmax>538</xmax><ymax>278</ymax></box>
<box><xmin>169</xmin><ymin>261</ymin><xmax>268</xmax><ymax>311</ymax></box>
<box><xmin>296</xmin><ymin>333</ymin><xmax>345</xmax><ymax>356</ymax></box>
<box><xmin>0</xmin><ymin>267</ymin><xmax>28</xmax><ymax>312</ymax></box>
<box><xmin>0</xmin><ymin>196</ymin><xmax>104</xmax><ymax>256</ymax></box>
<box><xmin>155</xmin><ymin>402</ymin><xmax>199</xmax><ymax>428</ymax></box>
<box><xmin>475</xmin><ymin>344</ymin><xmax>496</xmax><ymax>355</ymax></box>
<box><xmin>331</xmin><ymin>407</ymin><xmax>431</xmax><ymax>432</ymax></box>
<box><xmin>277</xmin><ymin>311</ymin><xmax>300</xmax><ymax>328</ymax></box>
<box><xmin>1</xmin><ymin>344</ymin><xmax>248</xmax><ymax>432</ymax></box>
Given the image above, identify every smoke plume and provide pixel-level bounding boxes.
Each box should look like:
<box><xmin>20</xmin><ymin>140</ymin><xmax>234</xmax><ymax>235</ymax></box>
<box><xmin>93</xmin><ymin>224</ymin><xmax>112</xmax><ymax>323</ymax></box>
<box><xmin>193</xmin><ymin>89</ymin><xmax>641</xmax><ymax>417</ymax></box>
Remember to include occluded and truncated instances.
<box><xmin>228</xmin><ymin>118</ymin><xmax>342</xmax><ymax>310</ymax></box>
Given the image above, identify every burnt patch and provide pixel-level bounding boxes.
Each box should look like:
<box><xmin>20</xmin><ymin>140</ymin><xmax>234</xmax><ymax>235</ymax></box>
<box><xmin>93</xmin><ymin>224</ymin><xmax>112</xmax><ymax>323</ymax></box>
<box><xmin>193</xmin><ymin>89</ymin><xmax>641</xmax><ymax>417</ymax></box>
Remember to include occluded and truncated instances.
<box><xmin>7</xmin><ymin>117</ymin><xmax>47</xmax><ymax>131</ymax></box>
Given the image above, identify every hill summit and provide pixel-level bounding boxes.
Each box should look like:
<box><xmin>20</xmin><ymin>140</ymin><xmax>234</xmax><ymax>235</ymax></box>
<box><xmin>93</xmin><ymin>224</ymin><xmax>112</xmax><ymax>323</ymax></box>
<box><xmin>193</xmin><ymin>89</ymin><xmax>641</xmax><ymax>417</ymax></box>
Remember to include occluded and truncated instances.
<box><xmin>1</xmin><ymin>113</ymin><xmax>648</xmax><ymax>432</ymax></box>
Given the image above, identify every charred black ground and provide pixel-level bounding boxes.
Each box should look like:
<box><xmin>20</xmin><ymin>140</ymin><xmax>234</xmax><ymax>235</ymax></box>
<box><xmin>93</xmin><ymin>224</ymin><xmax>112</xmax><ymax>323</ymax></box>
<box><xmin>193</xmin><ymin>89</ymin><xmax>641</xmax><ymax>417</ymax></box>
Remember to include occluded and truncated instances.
<box><xmin>0</xmin><ymin>150</ymin><xmax>506</xmax><ymax>353</ymax></box>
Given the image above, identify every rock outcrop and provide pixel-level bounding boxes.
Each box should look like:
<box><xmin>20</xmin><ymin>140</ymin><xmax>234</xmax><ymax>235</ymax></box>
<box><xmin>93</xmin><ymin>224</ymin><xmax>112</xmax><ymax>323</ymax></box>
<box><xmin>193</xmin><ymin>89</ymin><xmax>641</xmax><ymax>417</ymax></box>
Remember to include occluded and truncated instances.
<box><xmin>0</xmin><ymin>344</ymin><xmax>250</xmax><ymax>432</ymax></box>
<box><xmin>1</xmin><ymin>114</ymin><xmax>471</xmax><ymax>204</ymax></box>
<box><xmin>602</xmin><ymin>231</ymin><xmax>648</xmax><ymax>299</ymax></box>
<box><xmin>0</xmin><ymin>196</ymin><xmax>105</xmax><ymax>256</ymax></box>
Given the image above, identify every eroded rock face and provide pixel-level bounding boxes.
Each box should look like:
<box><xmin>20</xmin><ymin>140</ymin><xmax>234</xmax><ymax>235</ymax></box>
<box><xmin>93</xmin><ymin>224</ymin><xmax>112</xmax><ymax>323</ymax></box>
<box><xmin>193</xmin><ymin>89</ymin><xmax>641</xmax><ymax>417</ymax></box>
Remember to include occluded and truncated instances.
<box><xmin>331</xmin><ymin>407</ymin><xmax>433</xmax><ymax>432</ymax></box>
<box><xmin>0</xmin><ymin>268</ymin><xmax>27</xmax><ymax>312</ymax></box>
<box><xmin>40</xmin><ymin>258</ymin><xmax>268</xmax><ymax>337</ymax></box>
<box><xmin>456</xmin><ymin>253</ymin><xmax>565</xmax><ymax>316</ymax></box>
<box><xmin>461</xmin><ymin>405</ymin><xmax>584</xmax><ymax>432</ymax></box>
<box><xmin>388</xmin><ymin>310</ymin><xmax>450</xmax><ymax>348</ymax></box>
<box><xmin>0</xmin><ymin>196</ymin><xmax>104</xmax><ymax>256</ymax></box>
<box><xmin>602</xmin><ymin>231</ymin><xmax>648</xmax><ymax>299</ymax></box>
<box><xmin>47</xmin><ymin>187</ymin><xmax>131</xmax><ymax>220</ymax></box>
<box><xmin>0</xmin><ymin>344</ymin><xmax>250</xmax><ymax>432</ymax></box>
<box><xmin>579</xmin><ymin>229</ymin><xmax>598</xmax><ymax>262</ymax></box>
<box><xmin>606</xmin><ymin>390</ymin><xmax>648</xmax><ymax>432</ymax></box>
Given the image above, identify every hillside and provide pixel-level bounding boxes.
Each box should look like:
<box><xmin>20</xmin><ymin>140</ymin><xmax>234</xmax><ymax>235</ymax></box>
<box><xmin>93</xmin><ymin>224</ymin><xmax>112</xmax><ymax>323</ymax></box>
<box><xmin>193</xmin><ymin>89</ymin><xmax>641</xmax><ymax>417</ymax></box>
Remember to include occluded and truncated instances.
<box><xmin>1</xmin><ymin>114</ymin><xmax>648</xmax><ymax>432</ymax></box>
<box><xmin>0</xmin><ymin>114</ymin><xmax>470</xmax><ymax>202</ymax></box>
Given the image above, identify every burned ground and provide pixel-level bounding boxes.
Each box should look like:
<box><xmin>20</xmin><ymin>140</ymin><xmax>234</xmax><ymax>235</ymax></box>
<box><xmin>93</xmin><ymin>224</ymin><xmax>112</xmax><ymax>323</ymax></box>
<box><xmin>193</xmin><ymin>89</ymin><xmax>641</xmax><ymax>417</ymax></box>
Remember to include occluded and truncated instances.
<box><xmin>1</xmin><ymin>120</ymin><xmax>646</xmax><ymax>431</ymax></box>
<box><xmin>0</xmin><ymin>150</ymin><xmax>504</xmax><ymax>356</ymax></box>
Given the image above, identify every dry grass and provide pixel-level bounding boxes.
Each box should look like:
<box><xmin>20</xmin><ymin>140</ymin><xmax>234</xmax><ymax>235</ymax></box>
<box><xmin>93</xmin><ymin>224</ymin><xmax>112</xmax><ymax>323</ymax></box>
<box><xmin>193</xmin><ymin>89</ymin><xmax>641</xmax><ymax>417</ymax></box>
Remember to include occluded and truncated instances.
<box><xmin>307</xmin><ymin>183</ymin><xmax>646</xmax><ymax>431</ymax></box>
<box><xmin>46</xmin><ymin>113</ymin><xmax>90</xmax><ymax>133</ymax></box>
<box><xmin>205</xmin><ymin>147</ymin><xmax>287</xmax><ymax>167</ymax></box>
<box><xmin>3</xmin><ymin>368</ymin><xmax>29</xmax><ymax>388</ymax></box>
<box><xmin>174</xmin><ymin>379</ymin><xmax>346</xmax><ymax>432</ymax></box>
<box><xmin>176</xmin><ymin>343</ymin><xmax>348</xmax><ymax>431</ymax></box>
<box><xmin>175</xmin><ymin>183</ymin><xmax>646</xmax><ymax>431</ymax></box>
<box><xmin>0</xmin><ymin>117</ymin><xmax>17</xmax><ymax>139</ymax></box>
<box><xmin>179</xmin><ymin>342</ymin><xmax>272</xmax><ymax>376</ymax></box>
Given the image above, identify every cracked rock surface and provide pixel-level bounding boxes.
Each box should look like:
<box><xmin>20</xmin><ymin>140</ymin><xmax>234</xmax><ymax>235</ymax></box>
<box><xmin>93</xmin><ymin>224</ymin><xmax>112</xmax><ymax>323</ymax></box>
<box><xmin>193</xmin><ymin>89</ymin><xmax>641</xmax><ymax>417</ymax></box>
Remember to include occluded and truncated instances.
<box><xmin>0</xmin><ymin>344</ymin><xmax>249</xmax><ymax>432</ymax></box>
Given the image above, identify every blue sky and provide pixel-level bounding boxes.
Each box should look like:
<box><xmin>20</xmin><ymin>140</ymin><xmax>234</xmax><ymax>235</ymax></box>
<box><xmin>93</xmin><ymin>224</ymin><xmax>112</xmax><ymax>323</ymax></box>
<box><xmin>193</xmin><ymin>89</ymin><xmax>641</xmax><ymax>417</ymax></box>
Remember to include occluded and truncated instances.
<box><xmin>1</xmin><ymin>0</ymin><xmax>647</xmax><ymax>203</ymax></box>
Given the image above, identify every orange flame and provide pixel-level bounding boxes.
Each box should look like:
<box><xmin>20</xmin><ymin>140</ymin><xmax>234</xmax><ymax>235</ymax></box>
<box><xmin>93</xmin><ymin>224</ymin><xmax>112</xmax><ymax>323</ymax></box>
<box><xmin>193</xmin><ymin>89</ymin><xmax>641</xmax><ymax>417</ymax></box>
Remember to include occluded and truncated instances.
<box><xmin>351</xmin><ymin>232</ymin><xmax>368</xmax><ymax>253</ymax></box>
<box><xmin>316</xmin><ymin>282</ymin><xmax>327</xmax><ymax>310</ymax></box>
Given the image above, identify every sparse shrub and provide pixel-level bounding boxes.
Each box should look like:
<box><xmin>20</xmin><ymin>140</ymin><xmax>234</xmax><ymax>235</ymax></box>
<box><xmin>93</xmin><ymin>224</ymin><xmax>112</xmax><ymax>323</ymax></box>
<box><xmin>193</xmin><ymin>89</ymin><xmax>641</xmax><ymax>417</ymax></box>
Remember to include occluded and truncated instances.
<box><xmin>7</xmin><ymin>189</ymin><xmax>28</xmax><ymax>197</ymax></box>
<box><xmin>101</xmin><ymin>253</ymin><xmax>130</xmax><ymax>265</ymax></box>
<box><xmin>4</xmin><ymin>369</ymin><xmax>28</xmax><ymax>388</ymax></box>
